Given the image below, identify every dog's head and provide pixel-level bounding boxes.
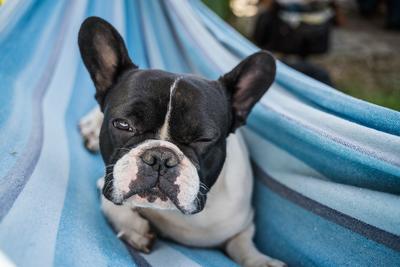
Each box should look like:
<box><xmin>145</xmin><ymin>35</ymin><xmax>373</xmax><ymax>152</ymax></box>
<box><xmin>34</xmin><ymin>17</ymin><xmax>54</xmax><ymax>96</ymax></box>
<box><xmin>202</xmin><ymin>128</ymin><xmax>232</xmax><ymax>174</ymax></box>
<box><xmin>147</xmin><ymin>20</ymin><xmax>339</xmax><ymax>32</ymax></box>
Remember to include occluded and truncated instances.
<box><xmin>78</xmin><ymin>17</ymin><xmax>276</xmax><ymax>214</ymax></box>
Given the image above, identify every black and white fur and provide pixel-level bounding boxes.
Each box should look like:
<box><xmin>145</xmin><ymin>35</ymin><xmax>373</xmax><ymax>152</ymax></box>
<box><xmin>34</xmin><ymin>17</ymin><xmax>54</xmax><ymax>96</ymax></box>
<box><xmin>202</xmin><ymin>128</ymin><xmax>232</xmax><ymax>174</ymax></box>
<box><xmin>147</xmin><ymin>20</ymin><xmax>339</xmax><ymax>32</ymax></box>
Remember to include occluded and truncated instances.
<box><xmin>78</xmin><ymin>17</ymin><xmax>285</xmax><ymax>267</ymax></box>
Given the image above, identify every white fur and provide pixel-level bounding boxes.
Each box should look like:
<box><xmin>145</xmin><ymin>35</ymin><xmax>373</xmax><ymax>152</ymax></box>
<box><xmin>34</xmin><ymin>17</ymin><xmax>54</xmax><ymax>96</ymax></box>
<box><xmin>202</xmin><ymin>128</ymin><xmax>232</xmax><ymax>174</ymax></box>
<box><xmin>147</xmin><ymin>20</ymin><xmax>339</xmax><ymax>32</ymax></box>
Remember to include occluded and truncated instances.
<box><xmin>173</xmin><ymin>155</ymin><xmax>199</xmax><ymax>213</ymax></box>
<box><xmin>112</xmin><ymin>151</ymin><xmax>138</xmax><ymax>202</ymax></box>
<box><xmin>81</xmin><ymin>107</ymin><xmax>285</xmax><ymax>267</ymax></box>
<box><xmin>225</xmin><ymin>223</ymin><xmax>287</xmax><ymax>267</ymax></box>
<box><xmin>112</xmin><ymin>140</ymin><xmax>199</xmax><ymax>212</ymax></box>
<box><xmin>78</xmin><ymin>106</ymin><xmax>103</xmax><ymax>152</ymax></box>
<box><xmin>140</xmin><ymin>132</ymin><xmax>254</xmax><ymax>247</ymax></box>
<box><xmin>99</xmin><ymin>178</ymin><xmax>155</xmax><ymax>253</ymax></box>
<box><xmin>158</xmin><ymin>77</ymin><xmax>182</xmax><ymax>141</ymax></box>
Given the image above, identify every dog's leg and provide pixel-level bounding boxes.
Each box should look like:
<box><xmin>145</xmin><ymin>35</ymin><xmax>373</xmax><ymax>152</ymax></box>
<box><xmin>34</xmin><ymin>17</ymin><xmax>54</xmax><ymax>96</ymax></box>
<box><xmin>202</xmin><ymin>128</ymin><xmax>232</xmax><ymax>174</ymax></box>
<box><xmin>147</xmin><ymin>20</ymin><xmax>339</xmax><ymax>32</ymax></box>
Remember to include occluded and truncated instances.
<box><xmin>98</xmin><ymin>178</ymin><xmax>156</xmax><ymax>253</ymax></box>
<box><xmin>225</xmin><ymin>223</ymin><xmax>286</xmax><ymax>267</ymax></box>
<box><xmin>79</xmin><ymin>106</ymin><xmax>103</xmax><ymax>152</ymax></box>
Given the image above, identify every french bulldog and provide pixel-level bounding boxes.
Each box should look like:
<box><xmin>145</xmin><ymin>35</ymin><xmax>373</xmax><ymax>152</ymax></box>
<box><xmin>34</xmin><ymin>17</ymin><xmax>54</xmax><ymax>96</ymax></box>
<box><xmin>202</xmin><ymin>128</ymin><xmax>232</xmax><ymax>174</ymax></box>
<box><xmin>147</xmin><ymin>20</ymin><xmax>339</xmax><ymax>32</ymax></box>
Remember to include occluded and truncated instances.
<box><xmin>78</xmin><ymin>17</ymin><xmax>285</xmax><ymax>267</ymax></box>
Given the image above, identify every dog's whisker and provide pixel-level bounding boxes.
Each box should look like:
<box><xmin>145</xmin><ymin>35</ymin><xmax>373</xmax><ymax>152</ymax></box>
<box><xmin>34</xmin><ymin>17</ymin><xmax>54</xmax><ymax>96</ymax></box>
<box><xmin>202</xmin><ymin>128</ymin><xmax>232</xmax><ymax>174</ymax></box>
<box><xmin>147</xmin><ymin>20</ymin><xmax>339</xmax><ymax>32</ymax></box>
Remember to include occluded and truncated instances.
<box><xmin>200</xmin><ymin>184</ymin><xmax>208</xmax><ymax>190</ymax></box>
<box><xmin>102</xmin><ymin>174</ymin><xmax>115</xmax><ymax>195</ymax></box>
<box><xmin>105</xmin><ymin>171</ymin><xmax>114</xmax><ymax>176</ymax></box>
<box><xmin>105</xmin><ymin>164</ymin><xmax>115</xmax><ymax>168</ymax></box>
<box><xmin>199</xmin><ymin>182</ymin><xmax>209</xmax><ymax>192</ymax></box>
<box><xmin>103</xmin><ymin>174</ymin><xmax>113</xmax><ymax>182</ymax></box>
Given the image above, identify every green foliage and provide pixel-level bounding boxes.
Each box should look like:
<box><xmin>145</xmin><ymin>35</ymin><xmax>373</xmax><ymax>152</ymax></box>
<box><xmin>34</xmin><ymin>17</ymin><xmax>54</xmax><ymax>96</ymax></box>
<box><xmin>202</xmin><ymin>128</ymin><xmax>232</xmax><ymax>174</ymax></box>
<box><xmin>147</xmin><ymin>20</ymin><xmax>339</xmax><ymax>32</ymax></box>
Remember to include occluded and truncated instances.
<box><xmin>337</xmin><ymin>77</ymin><xmax>400</xmax><ymax>111</ymax></box>
<box><xmin>202</xmin><ymin>0</ymin><xmax>232</xmax><ymax>20</ymax></box>
<box><xmin>318</xmin><ymin>57</ymin><xmax>400</xmax><ymax>111</ymax></box>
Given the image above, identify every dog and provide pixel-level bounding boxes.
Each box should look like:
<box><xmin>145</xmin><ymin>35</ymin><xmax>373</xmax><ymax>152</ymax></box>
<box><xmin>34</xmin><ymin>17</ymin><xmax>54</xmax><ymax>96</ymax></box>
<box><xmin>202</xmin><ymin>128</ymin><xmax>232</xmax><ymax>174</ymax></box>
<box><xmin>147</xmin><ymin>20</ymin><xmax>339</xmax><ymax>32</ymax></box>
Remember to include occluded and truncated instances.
<box><xmin>78</xmin><ymin>17</ymin><xmax>285</xmax><ymax>267</ymax></box>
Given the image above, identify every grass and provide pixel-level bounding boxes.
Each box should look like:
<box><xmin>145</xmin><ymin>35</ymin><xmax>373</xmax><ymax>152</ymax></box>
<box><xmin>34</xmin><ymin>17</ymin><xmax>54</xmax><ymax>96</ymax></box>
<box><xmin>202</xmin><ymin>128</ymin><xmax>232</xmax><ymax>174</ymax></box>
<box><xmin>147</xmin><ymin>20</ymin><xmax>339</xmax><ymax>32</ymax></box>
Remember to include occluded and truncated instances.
<box><xmin>314</xmin><ymin>56</ymin><xmax>400</xmax><ymax>111</ymax></box>
<box><xmin>338</xmin><ymin>78</ymin><xmax>400</xmax><ymax>111</ymax></box>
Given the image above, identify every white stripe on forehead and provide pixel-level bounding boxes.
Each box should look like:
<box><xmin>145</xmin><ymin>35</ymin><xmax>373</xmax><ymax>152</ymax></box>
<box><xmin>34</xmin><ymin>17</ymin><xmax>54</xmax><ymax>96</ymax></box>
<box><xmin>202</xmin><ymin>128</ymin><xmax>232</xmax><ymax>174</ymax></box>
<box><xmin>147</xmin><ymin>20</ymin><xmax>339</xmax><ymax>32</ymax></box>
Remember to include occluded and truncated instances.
<box><xmin>159</xmin><ymin>76</ymin><xmax>183</xmax><ymax>140</ymax></box>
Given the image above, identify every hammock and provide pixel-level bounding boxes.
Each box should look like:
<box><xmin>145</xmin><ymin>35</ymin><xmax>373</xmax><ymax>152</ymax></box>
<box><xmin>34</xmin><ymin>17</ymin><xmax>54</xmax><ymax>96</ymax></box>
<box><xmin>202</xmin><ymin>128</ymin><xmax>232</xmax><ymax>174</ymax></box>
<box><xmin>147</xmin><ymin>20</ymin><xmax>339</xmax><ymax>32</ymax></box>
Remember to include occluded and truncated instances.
<box><xmin>0</xmin><ymin>0</ymin><xmax>399</xmax><ymax>266</ymax></box>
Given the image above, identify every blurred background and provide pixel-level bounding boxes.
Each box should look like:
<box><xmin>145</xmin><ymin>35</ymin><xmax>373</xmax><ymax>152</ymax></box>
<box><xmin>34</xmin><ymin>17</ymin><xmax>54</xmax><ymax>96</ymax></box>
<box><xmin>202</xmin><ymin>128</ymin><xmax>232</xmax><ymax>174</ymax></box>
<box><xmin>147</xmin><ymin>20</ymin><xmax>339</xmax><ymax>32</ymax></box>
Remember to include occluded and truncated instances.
<box><xmin>203</xmin><ymin>0</ymin><xmax>400</xmax><ymax>111</ymax></box>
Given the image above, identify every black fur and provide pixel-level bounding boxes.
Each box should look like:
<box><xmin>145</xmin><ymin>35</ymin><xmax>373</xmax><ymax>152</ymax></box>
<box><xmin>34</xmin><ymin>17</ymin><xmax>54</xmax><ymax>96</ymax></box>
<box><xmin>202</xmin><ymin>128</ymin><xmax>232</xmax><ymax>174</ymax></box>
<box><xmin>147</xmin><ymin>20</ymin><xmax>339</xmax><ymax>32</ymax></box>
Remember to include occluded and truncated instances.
<box><xmin>78</xmin><ymin>16</ymin><xmax>276</xmax><ymax>213</ymax></box>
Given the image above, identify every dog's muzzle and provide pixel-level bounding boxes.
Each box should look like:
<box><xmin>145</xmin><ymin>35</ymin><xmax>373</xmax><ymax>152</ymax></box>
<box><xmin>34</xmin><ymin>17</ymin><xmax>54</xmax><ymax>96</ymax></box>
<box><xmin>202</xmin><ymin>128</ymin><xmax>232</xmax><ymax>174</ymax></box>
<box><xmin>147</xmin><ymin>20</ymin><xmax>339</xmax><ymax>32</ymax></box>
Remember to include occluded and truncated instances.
<box><xmin>106</xmin><ymin>140</ymin><xmax>200</xmax><ymax>214</ymax></box>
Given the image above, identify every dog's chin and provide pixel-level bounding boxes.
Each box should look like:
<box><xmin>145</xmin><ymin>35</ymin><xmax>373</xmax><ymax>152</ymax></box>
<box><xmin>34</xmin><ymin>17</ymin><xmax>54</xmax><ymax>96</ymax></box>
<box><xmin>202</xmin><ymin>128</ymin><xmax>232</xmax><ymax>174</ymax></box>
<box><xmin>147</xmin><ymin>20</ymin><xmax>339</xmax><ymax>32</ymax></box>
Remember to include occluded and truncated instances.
<box><xmin>119</xmin><ymin>192</ymin><xmax>203</xmax><ymax>215</ymax></box>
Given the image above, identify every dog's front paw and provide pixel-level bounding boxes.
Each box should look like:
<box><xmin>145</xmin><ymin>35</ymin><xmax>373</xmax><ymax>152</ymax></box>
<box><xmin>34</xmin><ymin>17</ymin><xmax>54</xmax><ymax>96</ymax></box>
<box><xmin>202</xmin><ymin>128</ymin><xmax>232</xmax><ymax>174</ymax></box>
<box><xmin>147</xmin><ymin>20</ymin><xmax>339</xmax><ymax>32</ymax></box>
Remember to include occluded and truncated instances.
<box><xmin>101</xmin><ymin>194</ymin><xmax>156</xmax><ymax>253</ymax></box>
<box><xmin>78</xmin><ymin>107</ymin><xmax>103</xmax><ymax>153</ymax></box>
<box><xmin>118</xmin><ymin>229</ymin><xmax>156</xmax><ymax>253</ymax></box>
<box><xmin>244</xmin><ymin>256</ymin><xmax>287</xmax><ymax>267</ymax></box>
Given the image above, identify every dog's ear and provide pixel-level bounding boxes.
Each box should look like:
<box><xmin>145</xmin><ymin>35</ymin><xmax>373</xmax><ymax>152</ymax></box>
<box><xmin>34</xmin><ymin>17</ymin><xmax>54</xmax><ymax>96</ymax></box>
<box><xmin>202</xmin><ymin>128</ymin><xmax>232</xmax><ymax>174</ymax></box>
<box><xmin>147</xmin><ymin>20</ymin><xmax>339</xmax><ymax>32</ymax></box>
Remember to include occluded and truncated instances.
<box><xmin>219</xmin><ymin>51</ymin><xmax>276</xmax><ymax>132</ymax></box>
<box><xmin>78</xmin><ymin>16</ymin><xmax>137</xmax><ymax>108</ymax></box>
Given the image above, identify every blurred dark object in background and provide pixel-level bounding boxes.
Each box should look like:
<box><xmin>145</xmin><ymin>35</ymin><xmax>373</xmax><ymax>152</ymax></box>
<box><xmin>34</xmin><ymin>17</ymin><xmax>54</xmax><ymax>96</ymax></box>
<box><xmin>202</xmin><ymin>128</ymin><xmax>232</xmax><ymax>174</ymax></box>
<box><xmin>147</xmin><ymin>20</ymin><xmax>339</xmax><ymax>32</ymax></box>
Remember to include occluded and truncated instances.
<box><xmin>202</xmin><ymin>0</ymin><xmax>400</xmax><ymax>111</ymax></box>
<box><xmin>283</xmin><ymin>59</ymin><xmax>334</xmax><ymax>86</ymax></box>
<box><xmin>252</xmin><ymin>0</ymin><xmax>336</xmax><ymax>86</ymax></box>
<box><xmin>253</xmin><ymin>0</ymin><xmax>335</xmax><ymax>57</ymax></box>
<box><xmin>357</xmin><ymin>0</ymin><xmax>400</xmax><ymax>30</ymax></box>
<box><xmin>357</xmin><ymin>0</ymin><xmax>379</xmax><ymax>17</ymax></box>
<box><xmin>386</xmin><ymin>0</ymin><xmax>400</xmax><ymax>30</ymax></box>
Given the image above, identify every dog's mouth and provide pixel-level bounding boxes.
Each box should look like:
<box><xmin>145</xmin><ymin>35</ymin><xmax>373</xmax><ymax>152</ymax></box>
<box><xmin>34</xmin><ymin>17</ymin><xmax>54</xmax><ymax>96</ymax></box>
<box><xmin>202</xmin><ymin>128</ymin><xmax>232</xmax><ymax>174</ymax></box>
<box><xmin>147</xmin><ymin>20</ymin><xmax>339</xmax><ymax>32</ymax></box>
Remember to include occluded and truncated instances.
<box><xmin>122</xmin><ymin>186</ymin><xmax>202</xmax><ymax>215</ymax></box>
<box><xmin>137</xmin><ymin>187</ymin><xmax>169</xmax><ymax>203</ymax></box>
<box><xmin>123</xmin><ymin>186</ymin><xmax>166</xmax><ymax>201</ymax></box>
<box><xmin>123</xmin><ymin>185</ymin><xmax>177</xmax><ymax>206</ymax></box>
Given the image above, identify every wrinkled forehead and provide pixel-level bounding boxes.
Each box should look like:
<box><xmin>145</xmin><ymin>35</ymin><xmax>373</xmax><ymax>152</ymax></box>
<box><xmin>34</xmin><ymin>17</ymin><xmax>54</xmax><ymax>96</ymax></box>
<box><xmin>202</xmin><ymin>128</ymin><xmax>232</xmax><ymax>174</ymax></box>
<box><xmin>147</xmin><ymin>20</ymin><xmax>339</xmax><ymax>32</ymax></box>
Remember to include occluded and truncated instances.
<box><xmin>106</xmin><ymin>70</ymin><xmax>228</xmax><ymax>123</ymax></box>
<box><xmin>111</xmin><ymin>69</ymin><xmax>175</xmax><ymax>102</ymax></box>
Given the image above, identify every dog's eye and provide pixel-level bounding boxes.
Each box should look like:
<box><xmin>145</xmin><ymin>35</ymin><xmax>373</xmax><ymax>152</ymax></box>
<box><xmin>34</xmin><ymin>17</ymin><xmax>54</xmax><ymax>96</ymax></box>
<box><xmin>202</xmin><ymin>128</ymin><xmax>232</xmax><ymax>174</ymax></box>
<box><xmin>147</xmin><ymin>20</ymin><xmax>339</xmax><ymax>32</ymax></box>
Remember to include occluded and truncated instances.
<box><xmin>113</xmin><ymin>119</ymin><xmax>134</xmax><ymax>132</ymax></box>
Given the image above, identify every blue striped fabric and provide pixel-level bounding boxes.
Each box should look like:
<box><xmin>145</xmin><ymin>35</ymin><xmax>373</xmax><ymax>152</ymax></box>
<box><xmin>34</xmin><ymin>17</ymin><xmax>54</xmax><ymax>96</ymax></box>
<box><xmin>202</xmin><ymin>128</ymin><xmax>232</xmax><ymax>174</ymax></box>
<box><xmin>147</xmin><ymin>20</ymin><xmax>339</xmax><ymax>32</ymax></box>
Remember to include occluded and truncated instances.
<box><xmin>0</xmin><ymin>0</ymin><xmax>399</xmax><ymax>266</ymax></box>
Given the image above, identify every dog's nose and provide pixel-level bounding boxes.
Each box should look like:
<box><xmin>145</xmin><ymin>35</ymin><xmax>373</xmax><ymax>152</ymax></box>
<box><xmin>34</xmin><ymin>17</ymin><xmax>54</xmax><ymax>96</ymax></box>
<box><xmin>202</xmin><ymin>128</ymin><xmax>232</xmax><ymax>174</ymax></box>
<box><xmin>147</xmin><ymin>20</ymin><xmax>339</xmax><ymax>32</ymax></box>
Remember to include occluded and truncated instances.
<box><xmin>141</xmin><ymin>147</ymin><xmax>179</xmax><ymax>173</ymax></box>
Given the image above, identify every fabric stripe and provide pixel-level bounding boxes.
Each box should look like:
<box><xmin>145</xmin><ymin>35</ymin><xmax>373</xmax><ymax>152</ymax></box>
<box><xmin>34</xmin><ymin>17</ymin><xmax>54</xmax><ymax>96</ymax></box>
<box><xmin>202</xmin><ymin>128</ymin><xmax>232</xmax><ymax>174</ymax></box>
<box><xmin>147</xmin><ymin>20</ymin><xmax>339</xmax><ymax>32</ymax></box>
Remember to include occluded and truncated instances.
<box><xmin>247</xmin><ymin>103</ymin><xmax>400</xmax><ymax>194</ymax></box>
<box><xmin>0</xmin><ymin>0</ymin><xmax>65</xmax><ymax>171</ymax></box>
<box><xmin>262</xmin><ymin>85</ymin><xmax>400</xmax><ymax>167</ymax></box>
<box><xmin>243</xmin><ymin>128</ymin><xmax>400</xmax><ymax>236</ymax></box>
<box><xmin>0</xmin><ymin>1</ymin><xmax>87</xmax><ymax>266</ymax></box>
<box><xmin>162</xmin><ymin>0</ymin><xmax>221</xmax><ymax>77</ymax></box>
<box><xmin>253</xmin><ymin>179</ymin><xmax>400</xmax><ymax>267</ymax></box>
<box><xmin>126</xmin><ymin>246</ymin><xmax>152</xmax><ymax>267</ymax></box>
<box><xmin>142</xmin><ymin>0</ymin><xmax>190</xmax><ymax>73</ymax></box>
<box><xmin>138</xmin><ymin>0</ymin><xmax>165</xmax><ymax>69</ymax></box>
<box><xmin>167</xmin><ymin>0</ymin><xmax>239</xmax><ymax>74</ymax></box>
<box><xmin>276</xmin><ymin>63</ymin><xmax>400</xmax><ymax>136</ymax></box>
<box><xmin>141</xmin><ymin>241</ymin><xmax>201</xmax><ymax>267</ymax></box>
<box><xmin>252</xmin><ymin>163</ymin><xmax>400</xmax><ymax>252</ymax></box>
<box><xmin>124</xmin><ymin>0</ymin><xmax>149</xmax><ymax>69</ymax></box>
<box><xmin>54</xmin><ymin>1</ymin><xmax>149</xmax><ymax>267</ymax></box>
<box><xmin>0</xmin><ymin>0</ymin><xmax>30</xmax><ymax>38</ymax></box>
<box><xmin>169</xmin><ymin>242</ymin><xmax>239</xmax><ymax>267</ymax></box>
<box><xmin>0</xmin><ymin>0</ymin><xmax>73</xmax><ymax>220</ymax></box>
<box><xmin>190</xmin><ymin>0</ymin><xmax>255</xmax><ymax>57</ymax></box>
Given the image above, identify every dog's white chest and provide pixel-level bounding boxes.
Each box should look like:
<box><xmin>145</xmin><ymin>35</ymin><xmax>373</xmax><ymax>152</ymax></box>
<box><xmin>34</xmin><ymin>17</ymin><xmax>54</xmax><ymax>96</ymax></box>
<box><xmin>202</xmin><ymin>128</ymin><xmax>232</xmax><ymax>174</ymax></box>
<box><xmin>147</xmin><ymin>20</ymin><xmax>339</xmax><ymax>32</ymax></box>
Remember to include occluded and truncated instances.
<box><xmin>139</xmin><ymin>132</ymin><xmax>254</xmax><ymax>247</ymax></box>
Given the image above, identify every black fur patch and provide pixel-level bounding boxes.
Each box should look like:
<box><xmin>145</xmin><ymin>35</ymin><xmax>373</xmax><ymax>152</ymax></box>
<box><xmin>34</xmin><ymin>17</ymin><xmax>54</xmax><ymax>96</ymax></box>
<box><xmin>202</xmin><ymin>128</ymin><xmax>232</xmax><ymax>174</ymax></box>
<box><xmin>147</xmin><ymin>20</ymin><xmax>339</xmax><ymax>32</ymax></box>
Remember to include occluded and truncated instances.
<box><xmin>78</xmin><ymin>16</ymin><xmax>276</xmax><ymax>212</ymax></box>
